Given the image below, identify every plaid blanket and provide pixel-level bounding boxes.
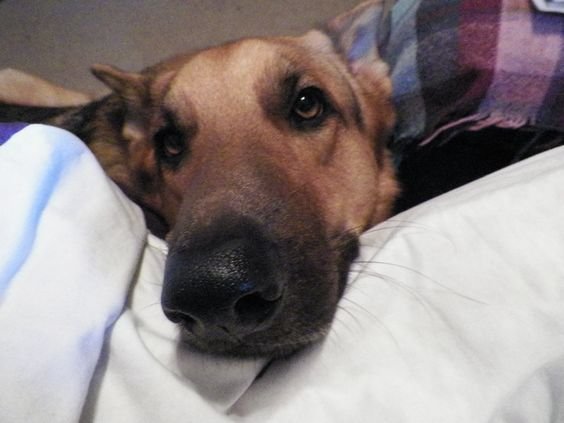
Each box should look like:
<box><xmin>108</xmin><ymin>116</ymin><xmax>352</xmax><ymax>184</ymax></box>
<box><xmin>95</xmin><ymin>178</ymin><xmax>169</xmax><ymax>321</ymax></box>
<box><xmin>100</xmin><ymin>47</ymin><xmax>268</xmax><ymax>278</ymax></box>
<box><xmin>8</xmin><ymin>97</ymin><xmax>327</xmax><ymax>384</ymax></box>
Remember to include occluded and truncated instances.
<box><xmin>327</xmin><ymin>0</ymin><xmax>564</xmax><ymax>152</ymax></box>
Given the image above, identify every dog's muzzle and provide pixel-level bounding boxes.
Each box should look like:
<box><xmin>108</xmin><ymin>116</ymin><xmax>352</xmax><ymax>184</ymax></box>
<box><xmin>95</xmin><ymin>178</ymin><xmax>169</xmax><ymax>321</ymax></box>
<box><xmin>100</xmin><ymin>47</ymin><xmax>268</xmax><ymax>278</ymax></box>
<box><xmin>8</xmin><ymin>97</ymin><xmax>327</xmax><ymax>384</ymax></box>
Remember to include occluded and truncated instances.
<box><xmin>162</xmin><ymin>226</ymin><xmax>287</xmax><ymax>346</ymax></box>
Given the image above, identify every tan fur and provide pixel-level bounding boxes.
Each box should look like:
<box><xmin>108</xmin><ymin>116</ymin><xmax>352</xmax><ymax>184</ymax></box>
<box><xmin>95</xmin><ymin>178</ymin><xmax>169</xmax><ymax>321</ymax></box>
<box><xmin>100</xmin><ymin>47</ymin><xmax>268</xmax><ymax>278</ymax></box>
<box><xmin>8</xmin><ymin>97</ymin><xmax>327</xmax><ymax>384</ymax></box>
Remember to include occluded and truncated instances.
<box><xmin>93</xmin><ymin>32</ymin><xmax>398</xmax><ymax>240</ymax></box>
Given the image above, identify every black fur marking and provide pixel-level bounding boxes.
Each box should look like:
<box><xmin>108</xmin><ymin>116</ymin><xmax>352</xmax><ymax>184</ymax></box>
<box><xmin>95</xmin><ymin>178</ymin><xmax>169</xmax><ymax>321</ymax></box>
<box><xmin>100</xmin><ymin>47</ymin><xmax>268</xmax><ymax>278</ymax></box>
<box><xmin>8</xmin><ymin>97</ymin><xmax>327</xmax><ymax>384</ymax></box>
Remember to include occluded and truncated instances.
<box><xmin>0</xmin><ymin>99</ymin><xmax>113</xmax><ymax>147</ymax></box>
<box><xmin>0</xmin><ymin>102</ymin><xmax>74</xmax><ymax>124</ymax></box>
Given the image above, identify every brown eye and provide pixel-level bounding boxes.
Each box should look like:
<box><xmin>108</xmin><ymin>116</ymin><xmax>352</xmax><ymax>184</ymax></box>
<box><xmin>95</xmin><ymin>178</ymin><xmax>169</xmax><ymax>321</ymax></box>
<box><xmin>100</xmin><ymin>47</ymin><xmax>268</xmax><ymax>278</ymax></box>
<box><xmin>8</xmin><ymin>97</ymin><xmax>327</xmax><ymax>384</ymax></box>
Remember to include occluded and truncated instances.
<box><xmin>162</xmin><ymin>130</ymin><xmax>184</xmax><ymax>157</ymax></box>
<box><xmin>291</xmin><ymin>87</ymin><xmax>326</xmax><ymax>123</ymax></box>
<box><xmin>154</xmin><ymin>123</ymin><xmax>186</xmax><ymax>167</ymax></box>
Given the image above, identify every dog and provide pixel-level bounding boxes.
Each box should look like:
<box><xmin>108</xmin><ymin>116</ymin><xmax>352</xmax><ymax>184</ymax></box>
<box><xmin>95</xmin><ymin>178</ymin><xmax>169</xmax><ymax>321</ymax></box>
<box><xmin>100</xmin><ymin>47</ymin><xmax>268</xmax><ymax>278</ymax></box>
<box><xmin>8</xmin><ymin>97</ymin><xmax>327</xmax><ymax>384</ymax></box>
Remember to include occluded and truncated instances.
<box><xmin>0</xmin><ymin>26</ymin><xmax>398</xmax><ymax>358</ymax></box>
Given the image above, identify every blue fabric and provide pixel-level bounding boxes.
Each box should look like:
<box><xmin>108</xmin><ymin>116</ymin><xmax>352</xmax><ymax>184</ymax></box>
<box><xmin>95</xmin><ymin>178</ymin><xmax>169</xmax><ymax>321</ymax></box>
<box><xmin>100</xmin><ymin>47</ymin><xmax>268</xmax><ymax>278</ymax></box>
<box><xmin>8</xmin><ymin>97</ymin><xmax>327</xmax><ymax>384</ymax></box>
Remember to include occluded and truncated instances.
<box><xmin>0</xmin><ymin>123</ymin><xmax>28</xmax><ymax>146</ymax></box>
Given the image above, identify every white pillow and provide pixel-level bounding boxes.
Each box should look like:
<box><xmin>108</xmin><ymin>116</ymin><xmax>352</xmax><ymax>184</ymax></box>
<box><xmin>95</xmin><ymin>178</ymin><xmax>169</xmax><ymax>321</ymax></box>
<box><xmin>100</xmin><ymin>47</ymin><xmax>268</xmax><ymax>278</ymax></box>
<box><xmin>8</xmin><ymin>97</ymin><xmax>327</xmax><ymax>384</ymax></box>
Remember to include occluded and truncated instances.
<box><xmin>91</xmin><ymin>145</ymin><xmax>564</xmax><ymax>422</ymax></box>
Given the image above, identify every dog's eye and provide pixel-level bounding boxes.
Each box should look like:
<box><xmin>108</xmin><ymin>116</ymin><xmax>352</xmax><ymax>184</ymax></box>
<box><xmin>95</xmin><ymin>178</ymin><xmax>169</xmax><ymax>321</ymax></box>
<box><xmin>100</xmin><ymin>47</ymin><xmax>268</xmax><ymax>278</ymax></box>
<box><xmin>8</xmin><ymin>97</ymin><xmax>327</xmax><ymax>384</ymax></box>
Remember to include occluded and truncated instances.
<box><xmin>154</xmin><ymin>124</ymin><xmax>186</xmax><ymax>167</ymax></box>
<box><xmin>291</xmin><ymin>87</ymin><xmax>327</xmax><ymax>127</ymax></box>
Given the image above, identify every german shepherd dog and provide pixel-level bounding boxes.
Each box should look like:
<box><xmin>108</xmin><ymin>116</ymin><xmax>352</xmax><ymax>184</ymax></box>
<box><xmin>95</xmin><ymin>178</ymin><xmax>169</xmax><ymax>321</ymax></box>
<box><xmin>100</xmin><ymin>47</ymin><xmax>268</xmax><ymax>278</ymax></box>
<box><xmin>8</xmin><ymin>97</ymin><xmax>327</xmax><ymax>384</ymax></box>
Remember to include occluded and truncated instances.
<box><xmin>0</xmin><ymin>25</ymin><xmax>398</xmax><ymax>357</ymax></box>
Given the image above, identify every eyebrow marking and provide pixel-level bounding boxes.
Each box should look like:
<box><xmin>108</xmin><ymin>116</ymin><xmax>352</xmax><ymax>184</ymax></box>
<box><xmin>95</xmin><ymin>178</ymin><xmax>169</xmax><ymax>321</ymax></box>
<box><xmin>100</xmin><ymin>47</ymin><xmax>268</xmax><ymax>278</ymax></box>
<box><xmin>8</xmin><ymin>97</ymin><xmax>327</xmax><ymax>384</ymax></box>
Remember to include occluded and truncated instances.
<box><xmin>256</xmin><ymin>58</ymin><xmax>300</xmax><ymax>122</ymax></box>
<box><xmin>349</xmin><ymin>86</ymin><xmax>365</xmax><ymax>130</ymax></box>
<box><xmin>255</xmin><ymin>48</ymin><xmax>365</xmax><ymax>131</ymax></box>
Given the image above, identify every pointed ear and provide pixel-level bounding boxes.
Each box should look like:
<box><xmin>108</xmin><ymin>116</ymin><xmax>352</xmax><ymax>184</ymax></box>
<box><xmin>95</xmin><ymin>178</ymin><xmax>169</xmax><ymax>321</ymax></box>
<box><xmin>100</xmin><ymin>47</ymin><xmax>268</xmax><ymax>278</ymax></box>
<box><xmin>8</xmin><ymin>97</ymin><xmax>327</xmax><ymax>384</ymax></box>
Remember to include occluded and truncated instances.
<box><xmin>91</xmin><ymin>64</ymin><xmax>152</xmax><ymax>145</ymax></box>
<box><xmin>91</xmin><ymin>63</ymin><xmax>146</xmax><ymax>103</ymax></box>
<box><xmin>323</xmin><ymin>0</ymin><xmax>392</xmax><ymax>77</ymax></box>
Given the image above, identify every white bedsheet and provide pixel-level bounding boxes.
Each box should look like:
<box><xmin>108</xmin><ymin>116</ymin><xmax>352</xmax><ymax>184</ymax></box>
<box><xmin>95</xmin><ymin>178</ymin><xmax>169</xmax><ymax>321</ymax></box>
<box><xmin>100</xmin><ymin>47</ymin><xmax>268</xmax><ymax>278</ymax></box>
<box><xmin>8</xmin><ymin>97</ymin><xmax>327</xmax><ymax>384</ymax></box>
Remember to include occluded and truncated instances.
<box><xmin>1</xmin><ymin>124</ymin><xmax>564</xmax><ymax>422</ymax></box>
<box><xmin>0</xmin><ymin>125</ymin><xmax>147</xmax><ymax>421</ymax></box>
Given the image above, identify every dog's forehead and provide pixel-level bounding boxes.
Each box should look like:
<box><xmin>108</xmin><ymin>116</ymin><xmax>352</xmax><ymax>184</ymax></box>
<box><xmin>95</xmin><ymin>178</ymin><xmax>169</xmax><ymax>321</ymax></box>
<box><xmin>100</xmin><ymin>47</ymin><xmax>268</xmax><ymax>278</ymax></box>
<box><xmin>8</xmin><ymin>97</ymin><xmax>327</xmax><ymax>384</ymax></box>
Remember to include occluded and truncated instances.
<box><xmin>170</xmin><ymin>39</ymin><xmax>287</xmax><ymax>100</ymax></box>
<box><xmin>161</xmin><ymin>39</ymin><xmax>291</xmax><ymax>126</ymax></box>
<box><xmin>163</xmin><ymin>36</ymin><xmax>359</xmax><ymax>127</ymax></box>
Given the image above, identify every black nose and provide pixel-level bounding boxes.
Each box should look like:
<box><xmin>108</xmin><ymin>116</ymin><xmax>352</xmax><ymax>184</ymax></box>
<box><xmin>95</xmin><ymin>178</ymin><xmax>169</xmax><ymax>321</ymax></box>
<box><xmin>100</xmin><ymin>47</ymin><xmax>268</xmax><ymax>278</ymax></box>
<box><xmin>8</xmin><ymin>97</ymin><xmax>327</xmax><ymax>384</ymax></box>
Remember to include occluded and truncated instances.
<box><xmin>162</xmin><ymin>235</ymin><xmax>285</xmax><ymax>339</ymax></box>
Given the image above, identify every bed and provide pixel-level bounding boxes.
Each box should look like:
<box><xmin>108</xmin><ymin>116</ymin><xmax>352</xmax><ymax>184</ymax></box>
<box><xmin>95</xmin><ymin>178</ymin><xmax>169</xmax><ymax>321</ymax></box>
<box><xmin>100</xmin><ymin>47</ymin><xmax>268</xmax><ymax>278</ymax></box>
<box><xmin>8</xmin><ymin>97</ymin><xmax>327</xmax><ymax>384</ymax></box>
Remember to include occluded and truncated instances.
<box><xmin>1</xmin><ymin>0</ymin><xmax>564</xmax><ymax>421</ymax></box>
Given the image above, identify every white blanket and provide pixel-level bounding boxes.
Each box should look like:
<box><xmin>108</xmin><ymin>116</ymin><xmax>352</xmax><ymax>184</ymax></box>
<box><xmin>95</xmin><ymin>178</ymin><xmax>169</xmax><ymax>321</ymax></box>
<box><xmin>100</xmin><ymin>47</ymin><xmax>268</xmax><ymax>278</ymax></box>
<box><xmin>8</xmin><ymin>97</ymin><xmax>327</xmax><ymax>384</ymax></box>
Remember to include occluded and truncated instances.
<box><xmin>2</xmin><ymin>124</ymin><xmax>564</xmax><ymax>422</ymax></box>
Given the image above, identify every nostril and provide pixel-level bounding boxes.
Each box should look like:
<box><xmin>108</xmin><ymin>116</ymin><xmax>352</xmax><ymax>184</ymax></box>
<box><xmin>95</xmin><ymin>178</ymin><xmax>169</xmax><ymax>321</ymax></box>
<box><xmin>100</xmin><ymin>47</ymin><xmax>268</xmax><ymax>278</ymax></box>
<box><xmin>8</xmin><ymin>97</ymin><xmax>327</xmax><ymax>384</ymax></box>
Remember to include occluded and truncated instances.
<box><xmin>163</xmin><ymin>308</ymin><xmax>197</xmax><ymax>332</ymax></box>
<box><xmin>179</xmin><ymin>314</ymin><xmax>198</xmax><ymax>332</ymax></box>
<box><xmin>234</xmin><ymin>291</ymin><xmax>281</xmax><ymax>326</ymax></box>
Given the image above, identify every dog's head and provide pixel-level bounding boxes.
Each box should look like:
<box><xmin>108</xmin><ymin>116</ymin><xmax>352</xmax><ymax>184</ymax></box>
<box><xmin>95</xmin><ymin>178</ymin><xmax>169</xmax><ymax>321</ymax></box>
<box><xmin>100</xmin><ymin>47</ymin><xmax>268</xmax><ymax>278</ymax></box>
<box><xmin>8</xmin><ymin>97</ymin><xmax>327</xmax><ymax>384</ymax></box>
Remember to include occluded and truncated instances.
<box><xmin>92</xmin><ymin>29</ymin><xmax>397</xmax><ymax>357</ymax></box>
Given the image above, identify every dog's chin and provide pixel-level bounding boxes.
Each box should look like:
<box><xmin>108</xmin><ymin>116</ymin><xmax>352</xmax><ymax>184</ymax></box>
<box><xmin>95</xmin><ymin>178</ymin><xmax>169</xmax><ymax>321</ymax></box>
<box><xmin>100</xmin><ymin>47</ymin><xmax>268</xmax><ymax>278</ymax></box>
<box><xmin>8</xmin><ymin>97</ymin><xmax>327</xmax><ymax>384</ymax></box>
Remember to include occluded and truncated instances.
<box><xmin>177</xmin><ymin>324</ymin><xmax>330</xmax><ymax>359</ymax></box>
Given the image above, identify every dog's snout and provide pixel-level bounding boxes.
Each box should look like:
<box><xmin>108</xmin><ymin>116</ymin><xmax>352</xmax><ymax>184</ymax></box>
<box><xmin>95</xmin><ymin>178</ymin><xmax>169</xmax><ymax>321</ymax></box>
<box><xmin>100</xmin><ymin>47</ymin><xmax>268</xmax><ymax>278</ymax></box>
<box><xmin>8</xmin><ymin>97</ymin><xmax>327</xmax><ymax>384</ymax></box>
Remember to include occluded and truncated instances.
<box><xmin>162</xmin><ymin>235</ymin><xmax>285</xmax><ymax>340</ymax></box>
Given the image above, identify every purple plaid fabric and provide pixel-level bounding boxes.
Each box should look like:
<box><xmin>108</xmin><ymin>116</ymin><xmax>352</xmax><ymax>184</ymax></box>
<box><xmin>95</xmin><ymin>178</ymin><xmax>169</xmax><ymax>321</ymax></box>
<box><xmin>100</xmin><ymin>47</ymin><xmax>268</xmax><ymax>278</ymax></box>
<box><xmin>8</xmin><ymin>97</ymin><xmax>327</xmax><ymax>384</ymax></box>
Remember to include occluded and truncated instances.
<box><xmin>0</xmin><ymin>123</ymin><xmax>28</xmax><ymax>146</ymax></box>
<box><xmin>328</xmin><ymin>0</ymin><xmax>564</xmax><ymax>151</ymax></box>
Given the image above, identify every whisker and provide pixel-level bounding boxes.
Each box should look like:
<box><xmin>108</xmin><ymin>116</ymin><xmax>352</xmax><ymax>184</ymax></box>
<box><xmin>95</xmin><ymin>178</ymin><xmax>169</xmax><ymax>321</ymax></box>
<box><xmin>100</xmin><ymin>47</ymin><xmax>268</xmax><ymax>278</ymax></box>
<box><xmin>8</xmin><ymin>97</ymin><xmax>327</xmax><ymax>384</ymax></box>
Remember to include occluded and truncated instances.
<box><xmin>347</xmin><ymin>268</ymin><xmax>437</xmax><ymax>320</ymax></box>
<box><xmin>364</xmin><ymin>218</ymin><xmax>456</xmax><ymax>249</ymax></box>
<box><xmin>378</xmin><ymin>217</ymin><xmax>432</xmax><ymax>229</ymax></box>
<box><xmin>338</xmin><ymin>297</ymin><xmax>400</xmax><ymax>349</ymax></box>
<box><xmin>351</xmin><ymin>261</ymin><xmax>485</xmax><ymax>304</ymax></box>
<box><xmin>336</xmin><ymin>301</ymin><xmax>363</xmax><ymax>329</ymax></box>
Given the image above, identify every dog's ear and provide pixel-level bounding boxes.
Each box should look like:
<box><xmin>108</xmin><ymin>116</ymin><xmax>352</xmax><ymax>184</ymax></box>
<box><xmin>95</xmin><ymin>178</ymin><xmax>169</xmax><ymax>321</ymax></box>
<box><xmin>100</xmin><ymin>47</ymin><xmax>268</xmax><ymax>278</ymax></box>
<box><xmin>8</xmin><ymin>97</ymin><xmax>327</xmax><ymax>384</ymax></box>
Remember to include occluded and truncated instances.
<box><xmin>319</xmin><ymin>0</ymin><xmax>392</xmax><ymax>83</ymax></box>
<box><xmin>91</xmin><ymin>64</ymin><xmax>146</xmax><ymax>105</ymax></box>
<box><xmin>91</xmin><ymin>63</ymin><xmax>151</xmax><ymax>139</ymax></box>
<box><xmin>324</xmin><ymin>0</ymin><xmax>391</xmax><ymax>63</ymax></box>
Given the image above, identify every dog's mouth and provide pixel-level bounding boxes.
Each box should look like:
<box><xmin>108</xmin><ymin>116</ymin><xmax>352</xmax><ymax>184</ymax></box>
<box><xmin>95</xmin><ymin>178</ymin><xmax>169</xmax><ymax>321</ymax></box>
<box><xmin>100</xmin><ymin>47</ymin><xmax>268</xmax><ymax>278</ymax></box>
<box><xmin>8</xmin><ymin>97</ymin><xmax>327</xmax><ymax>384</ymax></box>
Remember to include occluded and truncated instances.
<box><xmin>166</xmin><ymin>290</ymin><xmax>332</xmax><ymax>358</ymax></box>
<box><xmin>161</xmin><ymin>223</ymin><xmax>359</xmax><ymax>358</ymax></box>
<box><xmin>176</xmin><ymin>319</ymin><xmax>332</xmax><ymax>358</ymax></box>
